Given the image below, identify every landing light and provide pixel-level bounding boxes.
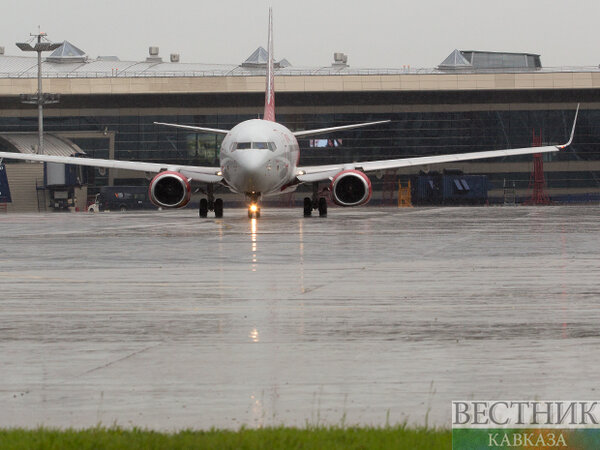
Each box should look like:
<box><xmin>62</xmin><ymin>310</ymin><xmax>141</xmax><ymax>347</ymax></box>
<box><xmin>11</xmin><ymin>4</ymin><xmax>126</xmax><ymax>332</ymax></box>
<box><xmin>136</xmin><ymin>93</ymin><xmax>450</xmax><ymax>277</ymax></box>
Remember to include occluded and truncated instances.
<box><xmin>249</xmin><ymin>204</ymin><xmax>258</xmax><ymax>213</ymax></box>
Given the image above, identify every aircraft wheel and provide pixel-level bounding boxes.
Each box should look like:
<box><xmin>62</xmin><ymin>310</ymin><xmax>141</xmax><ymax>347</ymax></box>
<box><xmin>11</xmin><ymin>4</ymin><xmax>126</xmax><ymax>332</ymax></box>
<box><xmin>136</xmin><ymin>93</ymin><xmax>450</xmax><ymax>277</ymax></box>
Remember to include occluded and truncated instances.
<box><xmin>214</xmin><ymin>198</ymin><xmax>223</xmax><ymax>218</ymax></box>
<box><xmin>318</xmin><ymin>197</ymin><xmax>327</xmax><ymax>217</ymax></box>
<box><xmin>248</xmin><ymin>202</ymin><xmax>261</xmax><ymax>219</ymax></box>
<box><xmin>199</xmin><ymin>198</ymin><xmax>208</xmax><ymax>218</ymax></box>
<box><xmin>303</xmin><ymin>197</ymin><xmax>312</xmax><ymax>217</ymax></box>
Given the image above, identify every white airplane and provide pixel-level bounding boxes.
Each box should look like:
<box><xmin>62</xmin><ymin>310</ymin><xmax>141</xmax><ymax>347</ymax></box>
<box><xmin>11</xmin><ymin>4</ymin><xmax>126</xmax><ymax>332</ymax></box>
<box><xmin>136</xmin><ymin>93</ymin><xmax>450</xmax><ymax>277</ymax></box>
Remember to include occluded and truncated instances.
<box><xmin>0</xmin><ymin>10</ymin><xmax>579</xmax><ymax>219</ymax></box>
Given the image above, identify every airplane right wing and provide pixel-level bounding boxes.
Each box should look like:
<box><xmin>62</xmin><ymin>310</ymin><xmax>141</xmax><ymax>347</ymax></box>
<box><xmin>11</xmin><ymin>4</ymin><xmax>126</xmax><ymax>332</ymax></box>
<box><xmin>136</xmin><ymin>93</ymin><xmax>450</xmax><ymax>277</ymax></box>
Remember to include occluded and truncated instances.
<box><xmin>0</xmin><ymin>151</ymin><xmax>223</xmax><ymax>183</ymax></box>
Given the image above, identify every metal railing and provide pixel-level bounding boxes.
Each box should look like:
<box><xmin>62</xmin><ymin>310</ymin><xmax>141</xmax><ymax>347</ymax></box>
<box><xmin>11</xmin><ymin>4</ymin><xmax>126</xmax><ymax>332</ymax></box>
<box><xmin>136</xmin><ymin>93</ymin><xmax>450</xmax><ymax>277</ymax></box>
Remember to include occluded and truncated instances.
<box><xmin>1</xmin><ymin>66</ymin><xmax>599</xmax><ymax>79</ymax></box>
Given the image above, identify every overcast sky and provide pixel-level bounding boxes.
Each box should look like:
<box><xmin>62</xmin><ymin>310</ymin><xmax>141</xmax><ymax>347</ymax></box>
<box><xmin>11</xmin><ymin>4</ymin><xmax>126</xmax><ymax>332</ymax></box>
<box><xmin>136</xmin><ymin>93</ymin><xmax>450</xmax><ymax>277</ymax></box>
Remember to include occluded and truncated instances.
<box><xmin>2</xmin><ymin>0</ymin><xmax>598</xmax><ymax>69</ymax></box>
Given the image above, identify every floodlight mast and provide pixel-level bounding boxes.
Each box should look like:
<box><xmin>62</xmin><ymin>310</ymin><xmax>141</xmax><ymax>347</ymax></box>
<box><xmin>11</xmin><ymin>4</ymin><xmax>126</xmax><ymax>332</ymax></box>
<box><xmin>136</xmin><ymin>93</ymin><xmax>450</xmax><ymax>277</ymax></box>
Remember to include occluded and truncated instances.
<box><xmin>15</xmin><ymin>31</ymin><xmax>60</xmax><ymax>155</ymax></box>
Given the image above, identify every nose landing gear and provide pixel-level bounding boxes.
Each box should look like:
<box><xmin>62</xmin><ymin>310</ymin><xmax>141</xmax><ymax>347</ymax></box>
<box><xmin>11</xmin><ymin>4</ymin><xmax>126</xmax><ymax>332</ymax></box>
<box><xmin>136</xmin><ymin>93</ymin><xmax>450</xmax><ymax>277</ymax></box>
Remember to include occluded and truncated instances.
<box><xmin>247</xmin><ymin>193</ymin><xmax>261</xmax><ymax>219</ymax></box>
<box><xmin>248</xmin><ymin>203</ymin><xmax>261</xmax><ymax>219</ymax></box>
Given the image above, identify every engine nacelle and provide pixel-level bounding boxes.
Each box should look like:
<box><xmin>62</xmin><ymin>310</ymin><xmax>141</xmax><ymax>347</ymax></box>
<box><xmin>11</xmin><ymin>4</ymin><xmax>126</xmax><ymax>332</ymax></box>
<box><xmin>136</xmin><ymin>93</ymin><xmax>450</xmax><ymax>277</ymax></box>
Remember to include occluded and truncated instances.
<box><xmin>330</xmin><ymin>170</ymin><xmax>372</xmax><ymax>207</ymax></box>
<box><xmin>149</xmin><ymin>171</ymin><xmax>191</xmax><ymax>208</ymax></box>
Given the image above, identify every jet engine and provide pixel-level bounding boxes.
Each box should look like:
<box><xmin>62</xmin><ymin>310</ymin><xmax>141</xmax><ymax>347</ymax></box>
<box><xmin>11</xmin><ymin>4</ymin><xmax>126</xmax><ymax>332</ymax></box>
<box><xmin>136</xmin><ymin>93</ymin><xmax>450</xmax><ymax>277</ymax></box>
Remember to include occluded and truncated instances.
<box><xmin>330</xmin><ymin>170</ymin><xmax>372</xmax><ymax>206</ymax></box>
<box><xmin>148</xmin><ymin>171</ymin><xmax>191</xmax><ymax>208</ymax></box>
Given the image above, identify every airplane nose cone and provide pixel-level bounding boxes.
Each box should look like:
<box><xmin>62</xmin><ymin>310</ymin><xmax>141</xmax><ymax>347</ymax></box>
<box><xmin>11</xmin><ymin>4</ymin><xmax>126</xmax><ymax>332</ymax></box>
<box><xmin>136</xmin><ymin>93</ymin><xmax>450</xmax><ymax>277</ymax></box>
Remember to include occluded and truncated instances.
<box><xmin>234</xmin><ymin>150</ymin><xmax>269</xmax><ymax>172</ymax></box>
<box><xmin>234</xmin><ymin>150</ymin><xmax>272</xmax><ymax>192</ymax></box>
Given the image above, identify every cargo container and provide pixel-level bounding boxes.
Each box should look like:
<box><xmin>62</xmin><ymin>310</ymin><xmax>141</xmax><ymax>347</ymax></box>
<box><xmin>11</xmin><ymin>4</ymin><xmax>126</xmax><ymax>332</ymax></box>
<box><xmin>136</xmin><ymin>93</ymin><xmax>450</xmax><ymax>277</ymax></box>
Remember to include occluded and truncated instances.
<box><xmin>411</xmin><ymin>171</ymin><xmax>488</xmax><ymax>205</ymax></box>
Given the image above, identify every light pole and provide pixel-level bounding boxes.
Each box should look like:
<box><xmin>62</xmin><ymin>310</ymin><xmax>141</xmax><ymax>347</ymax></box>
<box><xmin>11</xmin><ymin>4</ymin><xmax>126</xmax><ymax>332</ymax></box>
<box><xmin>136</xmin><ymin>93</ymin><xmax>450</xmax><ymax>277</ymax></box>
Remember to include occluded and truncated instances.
<box><xmin>16</xmin><ymin>32</ymin><xmax>60</xmax><ymax>154</ymax></box>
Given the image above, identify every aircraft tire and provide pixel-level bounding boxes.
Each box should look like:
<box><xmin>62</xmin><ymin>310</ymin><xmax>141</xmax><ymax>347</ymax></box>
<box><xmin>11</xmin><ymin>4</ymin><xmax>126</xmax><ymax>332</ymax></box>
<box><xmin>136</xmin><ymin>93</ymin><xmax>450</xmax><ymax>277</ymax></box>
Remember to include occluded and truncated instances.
<box><xmin>214</xmin><ymin>198</ymin><xmax>223</xmax><ymax>218</ymax></box>
<box><xmin>318</xmin><ymin>197</ymin><xmax>327</xmax><ymax>217</ymax></box>
<box><xmin>199</xmin><ymin>198</ymin><xmax>208</xmax><ymax>218</ymax></box>
<box><xmin>303</xmin><ymin>197</ymin><xmax>312</xmax><ymax>217</ymax></box>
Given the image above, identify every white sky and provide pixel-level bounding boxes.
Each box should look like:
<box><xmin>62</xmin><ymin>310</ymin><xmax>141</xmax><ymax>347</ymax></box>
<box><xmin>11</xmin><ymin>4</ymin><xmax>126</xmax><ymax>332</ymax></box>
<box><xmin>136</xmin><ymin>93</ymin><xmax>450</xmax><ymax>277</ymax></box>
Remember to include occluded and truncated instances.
<box><xmin>2</xmin><ymin>0</ymin><xmax>599</xmax><ymax>68</ymax></box>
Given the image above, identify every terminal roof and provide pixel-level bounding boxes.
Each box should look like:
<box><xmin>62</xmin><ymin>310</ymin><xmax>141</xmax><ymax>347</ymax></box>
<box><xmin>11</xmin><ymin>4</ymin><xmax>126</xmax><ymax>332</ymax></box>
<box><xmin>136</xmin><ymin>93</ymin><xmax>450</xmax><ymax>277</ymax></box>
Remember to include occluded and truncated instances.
<box><xmin>46</xmin><ymin>41</ymin><xmax>87</xmax><ymax>63</ymax></box>
<box><xmin>242</xmin><ymin>47</ymin><xmax>269</xmax><ymax>67</ymax></box>
<box><xmin>0</xmin><ymin>44</ymin><xmax>596</xmax><ymax>78</ymax></box>
<box><xmin>0</xmin><ymin>133</ymin><xmax>85</xmax><ymax>157</ymax></box>
<box><xmin>438</xmin><ymin>49</ymin><xmax>472</xmax><ymax>70</ymax></box>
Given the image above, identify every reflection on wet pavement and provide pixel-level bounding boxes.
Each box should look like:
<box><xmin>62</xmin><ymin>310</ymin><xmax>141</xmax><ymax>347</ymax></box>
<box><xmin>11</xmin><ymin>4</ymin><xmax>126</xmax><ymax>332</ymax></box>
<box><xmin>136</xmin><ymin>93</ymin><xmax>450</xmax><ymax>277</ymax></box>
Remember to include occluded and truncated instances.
<box><xmin>0</xmin><ymin>206</ymin><xmax>598</xmax><ymax>429</ymax></box>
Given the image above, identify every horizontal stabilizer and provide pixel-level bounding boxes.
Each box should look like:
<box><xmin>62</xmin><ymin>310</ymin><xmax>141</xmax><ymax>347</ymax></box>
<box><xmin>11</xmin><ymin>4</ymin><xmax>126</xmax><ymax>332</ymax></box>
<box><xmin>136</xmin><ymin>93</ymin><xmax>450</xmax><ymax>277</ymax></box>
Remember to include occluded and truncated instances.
<box><xmin>293</xmin><ymin>120</ymin><xmax>390</xmax><ymax>138</ymax></box>
<box><xmin>154</xmin><ymin>122</ymin><xmax>230</xmax><ymax>135</ymax></box>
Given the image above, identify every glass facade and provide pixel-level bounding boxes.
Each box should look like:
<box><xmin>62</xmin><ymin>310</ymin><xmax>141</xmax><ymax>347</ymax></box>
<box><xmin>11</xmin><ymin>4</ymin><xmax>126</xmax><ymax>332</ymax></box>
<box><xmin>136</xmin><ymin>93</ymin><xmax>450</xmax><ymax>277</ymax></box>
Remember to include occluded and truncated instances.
<box><xmin>0</xmin><ymin>93</ymin><xmax>598</xmax><ymax>200</ymax></box>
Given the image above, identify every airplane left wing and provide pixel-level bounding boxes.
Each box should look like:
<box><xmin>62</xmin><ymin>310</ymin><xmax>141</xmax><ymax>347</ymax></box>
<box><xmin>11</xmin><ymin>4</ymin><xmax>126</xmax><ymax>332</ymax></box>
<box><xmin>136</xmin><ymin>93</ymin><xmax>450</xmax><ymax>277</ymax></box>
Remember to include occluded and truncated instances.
<box><xmin>0</xmin><ymin>152</ymin><xmax>223</xmax><ymax>183</ymax></box>
<box><xmin>297</xmin><ymin>144</ymin><xmax>561</xmax><ymax>183</ymax></box>
<box><xmin>297</xmin><ymin>105</ymin><xmax>579</xmax><ymax>183</ymax></box>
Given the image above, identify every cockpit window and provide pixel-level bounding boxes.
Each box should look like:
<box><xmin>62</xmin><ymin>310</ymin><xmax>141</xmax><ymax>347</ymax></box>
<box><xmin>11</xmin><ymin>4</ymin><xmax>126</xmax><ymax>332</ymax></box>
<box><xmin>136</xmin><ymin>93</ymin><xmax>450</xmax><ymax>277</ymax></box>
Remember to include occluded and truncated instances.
<box><xmin>234</xmin><ymin>142</ymin><xmax>277</xmax><ymax>151</ymax></box>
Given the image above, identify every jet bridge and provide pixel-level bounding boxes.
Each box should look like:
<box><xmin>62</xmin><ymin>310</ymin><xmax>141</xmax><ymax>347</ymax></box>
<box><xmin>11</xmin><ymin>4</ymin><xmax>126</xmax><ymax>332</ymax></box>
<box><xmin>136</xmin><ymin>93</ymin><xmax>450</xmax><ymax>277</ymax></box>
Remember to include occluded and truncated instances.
<box><xmin>0</xmin><ymin>133</ymin><xmax>86</xmax><ymax>211</ymax></box>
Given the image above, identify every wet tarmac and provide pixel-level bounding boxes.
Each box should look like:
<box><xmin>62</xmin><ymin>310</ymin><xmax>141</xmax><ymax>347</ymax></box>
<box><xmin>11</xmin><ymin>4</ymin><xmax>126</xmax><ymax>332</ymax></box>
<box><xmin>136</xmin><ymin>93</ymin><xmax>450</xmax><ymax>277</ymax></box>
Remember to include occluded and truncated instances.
<box><xmin>0</xmin><ymin>205</ymin><xmax>599</xmax><ymax>430</ymax></box>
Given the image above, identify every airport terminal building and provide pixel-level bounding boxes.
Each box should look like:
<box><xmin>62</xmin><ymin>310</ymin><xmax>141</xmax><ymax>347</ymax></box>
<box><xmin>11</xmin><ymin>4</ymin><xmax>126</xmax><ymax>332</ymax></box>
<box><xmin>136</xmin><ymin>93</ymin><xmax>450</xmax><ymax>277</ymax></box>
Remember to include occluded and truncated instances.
<box><xmin>0</xmin><ymin>42</ymin><xmax>598</xmax><ymax>211</ymax></box>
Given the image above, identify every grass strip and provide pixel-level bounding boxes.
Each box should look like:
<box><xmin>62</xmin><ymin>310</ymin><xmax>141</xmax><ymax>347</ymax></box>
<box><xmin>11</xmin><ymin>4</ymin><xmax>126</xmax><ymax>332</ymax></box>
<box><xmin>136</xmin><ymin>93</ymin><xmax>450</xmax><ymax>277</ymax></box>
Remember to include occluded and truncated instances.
<box><xmin>0</xmin><ymin>425</ymin><xmax>451</xmax><ymax>449</ymax></box>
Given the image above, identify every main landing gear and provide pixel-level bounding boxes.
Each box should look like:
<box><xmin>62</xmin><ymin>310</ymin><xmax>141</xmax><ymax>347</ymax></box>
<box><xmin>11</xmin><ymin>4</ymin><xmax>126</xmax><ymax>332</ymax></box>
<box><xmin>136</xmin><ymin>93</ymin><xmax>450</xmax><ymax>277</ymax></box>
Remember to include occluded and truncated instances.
<box><xmin>199</xmin><ymin>198</ymin><xmax>224</xmax><ymax>218</ymax></box>
<box><xmin>199</xmin><ymin>184</ymin><xmax>223</xmax><ymax>218</ymax></box>
<box><xmin>303</xmin><ymin>183</ymin><xmax>328</xmax><ymax>217</ymax></box>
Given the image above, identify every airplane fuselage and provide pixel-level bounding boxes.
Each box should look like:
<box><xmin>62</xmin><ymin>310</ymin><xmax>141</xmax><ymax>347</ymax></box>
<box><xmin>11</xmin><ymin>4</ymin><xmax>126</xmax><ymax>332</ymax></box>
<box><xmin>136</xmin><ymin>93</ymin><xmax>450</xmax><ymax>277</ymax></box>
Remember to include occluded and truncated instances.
<box><xmin>220</xmin><ymin>119</ymin><xmax>300</xmax><ymax>198</ymax></box>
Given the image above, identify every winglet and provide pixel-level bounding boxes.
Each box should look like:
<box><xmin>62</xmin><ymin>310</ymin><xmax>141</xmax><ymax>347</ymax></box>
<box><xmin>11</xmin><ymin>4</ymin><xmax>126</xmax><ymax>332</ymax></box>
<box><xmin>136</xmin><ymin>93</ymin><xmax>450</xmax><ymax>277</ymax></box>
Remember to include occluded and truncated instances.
<box><xmin>263</xmin><ymin>7</ymin><xmax>275</xmax><ymax>122</ymax></box>
<box><xmin>558</xmin><ymin>103</ymin><xmax>580</xmax><ymax>149</ymax></box>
